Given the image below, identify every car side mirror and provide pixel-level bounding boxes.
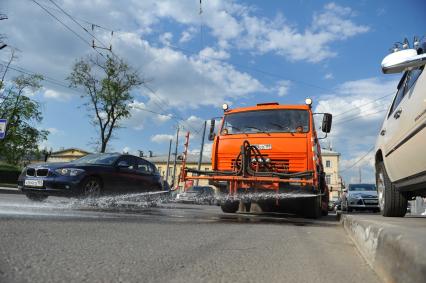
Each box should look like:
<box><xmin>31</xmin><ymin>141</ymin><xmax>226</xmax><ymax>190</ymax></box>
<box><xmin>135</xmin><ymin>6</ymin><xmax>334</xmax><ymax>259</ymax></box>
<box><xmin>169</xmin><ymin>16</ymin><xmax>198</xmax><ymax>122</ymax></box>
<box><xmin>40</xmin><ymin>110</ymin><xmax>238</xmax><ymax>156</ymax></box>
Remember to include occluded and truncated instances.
<box><xmin>321</xmin><ymin>113</ymin><xmax>332</xmax><ymax>133</ymax></box>
<box><xmin>117</xmin><ymin>161</ymin><xmax>130</xmax><ymax>168</ymax></box>
<box><xmin>382</xmin><ymin>49</ymin><xmax>426</xmax><ymax>74</ymax></box>
<box><xmin>208</xmin><ymin>119</ymin><xmax>216</xmax><ymax>141</ymax></box>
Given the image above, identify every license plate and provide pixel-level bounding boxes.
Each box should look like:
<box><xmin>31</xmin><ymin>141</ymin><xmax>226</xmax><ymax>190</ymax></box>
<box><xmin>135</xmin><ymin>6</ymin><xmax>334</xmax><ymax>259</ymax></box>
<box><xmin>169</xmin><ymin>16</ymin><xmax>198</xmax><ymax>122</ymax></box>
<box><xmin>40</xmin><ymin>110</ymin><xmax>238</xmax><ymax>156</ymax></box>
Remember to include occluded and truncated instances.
<box><xmin>24</xmin><ymin>179</ymin><xmax>43</xmax><ymax>187</ymax></box>
<box><xmin>364</xmin><ymin>200</ymin><xmax>378</xmax><ymax>204</ymax></box>
<box><xmin>253</xmin><ymin>144</ymin><xmax>272</xmax><ymax>150</ymax></box>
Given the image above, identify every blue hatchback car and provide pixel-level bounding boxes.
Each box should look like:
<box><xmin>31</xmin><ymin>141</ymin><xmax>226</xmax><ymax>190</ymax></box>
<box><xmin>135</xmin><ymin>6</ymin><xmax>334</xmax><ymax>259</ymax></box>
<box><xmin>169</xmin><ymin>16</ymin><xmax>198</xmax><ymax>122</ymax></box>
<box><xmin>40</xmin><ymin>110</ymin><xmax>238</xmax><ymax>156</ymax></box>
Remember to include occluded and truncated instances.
<box><xmin>18</xmin><ymin>153</ymin><xmax>164</xmax><ymax>201</ymax></box>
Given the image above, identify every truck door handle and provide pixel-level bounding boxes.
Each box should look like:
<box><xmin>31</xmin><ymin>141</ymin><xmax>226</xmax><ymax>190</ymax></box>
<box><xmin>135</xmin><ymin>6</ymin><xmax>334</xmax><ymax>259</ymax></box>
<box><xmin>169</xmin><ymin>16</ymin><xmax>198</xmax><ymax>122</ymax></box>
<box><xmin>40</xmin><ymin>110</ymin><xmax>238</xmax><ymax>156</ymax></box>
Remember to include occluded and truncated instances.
<box><xmin>380</xmin><ymin>129</ymin><xmax>386</xmax><ymax>136</ymax></box>
<box><xmin>393</xmin><ymin>108</ymin><xmax>402</xmax><ymax>119</ymax></box>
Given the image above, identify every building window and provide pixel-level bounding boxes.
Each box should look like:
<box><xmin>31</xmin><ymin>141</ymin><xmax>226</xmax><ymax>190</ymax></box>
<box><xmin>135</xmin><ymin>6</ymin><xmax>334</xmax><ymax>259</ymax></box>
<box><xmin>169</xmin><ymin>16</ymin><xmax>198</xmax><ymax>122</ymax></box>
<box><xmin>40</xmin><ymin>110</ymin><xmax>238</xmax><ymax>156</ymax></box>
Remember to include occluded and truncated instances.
<box><xmin>326</xmin><ymin>174</ymin><xmax>331</xmax><ymax>185</ymax></box>
<box><xmin>326</xmin><ymin>160</ymin><xmax>331</xmax><ymax>168</ymax></box>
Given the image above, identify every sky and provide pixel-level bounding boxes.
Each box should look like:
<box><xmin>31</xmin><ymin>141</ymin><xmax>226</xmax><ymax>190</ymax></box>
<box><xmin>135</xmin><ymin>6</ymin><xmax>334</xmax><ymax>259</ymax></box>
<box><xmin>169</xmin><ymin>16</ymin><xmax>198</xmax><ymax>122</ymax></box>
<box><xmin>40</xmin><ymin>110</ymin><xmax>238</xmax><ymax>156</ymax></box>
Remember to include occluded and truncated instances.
<box><xmin>1</xmin><ymin>0</ymin><xmax>425</xmax><ymax>184</ymax></box>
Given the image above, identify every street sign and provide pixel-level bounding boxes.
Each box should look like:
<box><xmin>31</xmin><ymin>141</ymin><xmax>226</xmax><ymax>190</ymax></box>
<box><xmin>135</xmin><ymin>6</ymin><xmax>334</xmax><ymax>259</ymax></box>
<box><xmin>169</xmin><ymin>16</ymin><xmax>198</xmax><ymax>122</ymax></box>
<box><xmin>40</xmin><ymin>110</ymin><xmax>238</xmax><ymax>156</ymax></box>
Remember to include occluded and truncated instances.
<box><xmin>0</xmin><ymin>119</ymin><xmax>7</xmax><ymax>139</ymax></box>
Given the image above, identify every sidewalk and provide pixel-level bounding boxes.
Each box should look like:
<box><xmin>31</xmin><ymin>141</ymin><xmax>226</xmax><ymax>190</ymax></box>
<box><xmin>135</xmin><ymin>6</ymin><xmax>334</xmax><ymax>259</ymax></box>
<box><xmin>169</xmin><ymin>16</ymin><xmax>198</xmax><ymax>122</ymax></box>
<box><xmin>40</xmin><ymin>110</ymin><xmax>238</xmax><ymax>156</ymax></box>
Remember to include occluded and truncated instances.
<box><xmin>0</xmin><ymin>186</ymin><xmax>21</xmax><ymax>194</ymax></box>
<box><xmin>341</xmin><ymin>213</ymin><xmax>426</xmax><ymax>283</ymax></box>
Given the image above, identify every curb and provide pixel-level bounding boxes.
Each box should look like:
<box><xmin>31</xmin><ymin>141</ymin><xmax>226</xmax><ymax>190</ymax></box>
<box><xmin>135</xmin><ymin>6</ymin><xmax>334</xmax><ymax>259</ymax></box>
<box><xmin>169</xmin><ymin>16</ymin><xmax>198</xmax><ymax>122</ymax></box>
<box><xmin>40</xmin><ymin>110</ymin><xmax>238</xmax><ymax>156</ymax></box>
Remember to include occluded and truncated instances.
<box><xmin>341</xmin><ymin>214</ymin><xmax>426</xmax><ymax>283</ymax></box>
<box><xmin>0</xmin><ymin>187</ymin><xmax>22</xmax><ymax>195</ymax></box>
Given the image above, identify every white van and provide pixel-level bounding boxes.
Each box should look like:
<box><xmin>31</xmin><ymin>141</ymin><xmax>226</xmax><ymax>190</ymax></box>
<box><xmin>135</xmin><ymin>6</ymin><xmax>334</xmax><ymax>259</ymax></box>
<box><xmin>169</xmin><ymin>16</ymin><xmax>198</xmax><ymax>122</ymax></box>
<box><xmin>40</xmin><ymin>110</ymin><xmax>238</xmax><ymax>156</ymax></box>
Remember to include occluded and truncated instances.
<box><xmin>375</xmin><ymin>41</ymin><xmax>426</xmax><ymax>217</ymax></box>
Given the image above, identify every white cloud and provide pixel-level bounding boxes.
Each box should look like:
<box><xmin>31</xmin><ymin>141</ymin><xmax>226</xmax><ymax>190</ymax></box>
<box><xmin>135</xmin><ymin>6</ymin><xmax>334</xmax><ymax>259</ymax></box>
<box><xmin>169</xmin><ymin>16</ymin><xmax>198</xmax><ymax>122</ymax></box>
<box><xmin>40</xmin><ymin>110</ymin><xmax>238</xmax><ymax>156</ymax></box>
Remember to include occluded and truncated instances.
<box><xmin>235</xmin><ymin>3</ymin><xmax>369</xmax><ymax>62</ymax></box>
<box><xmin>199</xmin><ymin>47</ymin><xmax>230</xmax><ymax>60</ymax></box>
<box><xmin>179</xmin><ymin>27</ymin><xmax>197</xmax><ymax>43</ymax></box>
<box><xmin>324</xmin><ymin>73</ymin><xmax>334</xmax><ymax>80</ymax></box>
<box><xmin>159</xmin><ymin>32</ymin><xmax>173</xmax><ymax>45</ymax></box>
<box><xmin>43</xmin><ymin>88</ymin><xmax>71</xmax><ymax>101</ymax></box>
<box><xmin>151</xmin><ymin>134</ymin><xmax>174</xmax><ymax>143</ymax></box>
<box><xmin>275</xmin><ymin>80</ymin><xmax>291</xmax><ymax>96</ymax></box>
<box><xmin>110</xmin><ymin>33</ymin><xmax>265</xmax><ymax>109</ymax></box>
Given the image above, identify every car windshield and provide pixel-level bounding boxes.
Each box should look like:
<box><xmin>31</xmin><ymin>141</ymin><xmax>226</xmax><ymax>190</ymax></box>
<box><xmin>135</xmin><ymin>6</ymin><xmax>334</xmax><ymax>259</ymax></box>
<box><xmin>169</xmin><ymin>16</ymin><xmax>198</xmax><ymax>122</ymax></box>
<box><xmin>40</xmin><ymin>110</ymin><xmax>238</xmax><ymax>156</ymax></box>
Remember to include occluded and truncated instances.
<box><xmin>349</xmin><ymin>184</ymin><xmax>376</xmax><ymax>191</ymax></box>
<box><xmin>71</xmin><ymin>153</ymin><xmax>120</xmax><ymax>165</ymax></box>
<box><xmin>222</xmin><ymin>109</ymin><xmax>309</xmax><ymax>134</ymax></box>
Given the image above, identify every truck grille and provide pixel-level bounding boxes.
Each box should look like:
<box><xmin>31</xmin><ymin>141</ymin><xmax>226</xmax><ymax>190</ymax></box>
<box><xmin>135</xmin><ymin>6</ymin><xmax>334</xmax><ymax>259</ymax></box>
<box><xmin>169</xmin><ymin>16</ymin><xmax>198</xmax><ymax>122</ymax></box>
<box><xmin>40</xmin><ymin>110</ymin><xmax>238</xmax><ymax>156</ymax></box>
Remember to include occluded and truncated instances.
<box><xmin>228</xmin><ymin>155</ymin><xmax>306</xmax><ymax>173</ymax></box>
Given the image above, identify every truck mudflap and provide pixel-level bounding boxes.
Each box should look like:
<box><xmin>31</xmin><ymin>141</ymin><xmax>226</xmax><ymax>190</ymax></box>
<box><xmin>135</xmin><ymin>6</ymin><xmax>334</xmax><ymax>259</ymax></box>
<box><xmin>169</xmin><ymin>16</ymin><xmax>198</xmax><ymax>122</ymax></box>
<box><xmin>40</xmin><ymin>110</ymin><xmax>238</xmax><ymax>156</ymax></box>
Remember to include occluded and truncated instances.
<box><xmin>182</xmin><ymin>140</ymin><xmax>320</xmax><ymax>196</ymax></box>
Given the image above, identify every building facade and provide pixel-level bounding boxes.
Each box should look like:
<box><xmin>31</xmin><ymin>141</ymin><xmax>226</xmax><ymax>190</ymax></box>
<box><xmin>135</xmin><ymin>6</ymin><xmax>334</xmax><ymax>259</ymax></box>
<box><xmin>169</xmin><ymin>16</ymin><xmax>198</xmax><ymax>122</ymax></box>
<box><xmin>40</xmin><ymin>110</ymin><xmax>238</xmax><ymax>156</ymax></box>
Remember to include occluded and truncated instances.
<box><xmin>47</xmin><ymin>148</ymin><xmax>90</xmax><ymax>163</ymax></box>
<box><xmin>321</xmin><ymin>149</ymin><xmax>342</xmax><ymax>201</ymax></box>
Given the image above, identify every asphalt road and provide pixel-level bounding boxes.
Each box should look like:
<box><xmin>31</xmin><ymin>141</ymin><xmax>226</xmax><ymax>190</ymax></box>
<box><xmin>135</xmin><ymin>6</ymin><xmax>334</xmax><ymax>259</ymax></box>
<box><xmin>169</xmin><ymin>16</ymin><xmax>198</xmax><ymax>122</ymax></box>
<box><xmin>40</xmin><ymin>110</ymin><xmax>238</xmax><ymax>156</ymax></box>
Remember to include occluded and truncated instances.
<box><xmin>0</xmin><ymin>193</ymin><xmax>380</xmax><ymax>283</ymax></box>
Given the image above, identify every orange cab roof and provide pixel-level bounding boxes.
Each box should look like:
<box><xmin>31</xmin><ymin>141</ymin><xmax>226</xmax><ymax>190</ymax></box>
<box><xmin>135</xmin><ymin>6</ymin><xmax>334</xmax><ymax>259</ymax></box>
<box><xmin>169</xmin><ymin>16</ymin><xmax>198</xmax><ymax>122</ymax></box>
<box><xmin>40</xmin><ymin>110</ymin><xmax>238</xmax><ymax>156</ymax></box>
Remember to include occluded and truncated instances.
<box><xmin>225</xmin><ymin>103</ymin><xmax>311</xmax><ymax>114</ymax></box>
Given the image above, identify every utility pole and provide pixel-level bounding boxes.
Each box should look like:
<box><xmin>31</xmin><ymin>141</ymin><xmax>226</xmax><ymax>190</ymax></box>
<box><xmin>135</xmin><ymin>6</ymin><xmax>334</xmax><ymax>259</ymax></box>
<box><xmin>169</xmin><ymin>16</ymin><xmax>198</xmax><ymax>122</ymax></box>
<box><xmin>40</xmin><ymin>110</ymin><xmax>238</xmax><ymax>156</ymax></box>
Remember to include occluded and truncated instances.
<box><xmin>165</xmin><ymin>138</ymin><xmax>172</xmax><ymax>185</ymax></box>
<box><xmin>172</xmin><ymin>125</ymin><xmax>180</xmax><ymax>189</ymax></box>
<box><xmin>196</xmin><ymin>120</ymin><xmax>207</xmax><ymax>186</ymax></box>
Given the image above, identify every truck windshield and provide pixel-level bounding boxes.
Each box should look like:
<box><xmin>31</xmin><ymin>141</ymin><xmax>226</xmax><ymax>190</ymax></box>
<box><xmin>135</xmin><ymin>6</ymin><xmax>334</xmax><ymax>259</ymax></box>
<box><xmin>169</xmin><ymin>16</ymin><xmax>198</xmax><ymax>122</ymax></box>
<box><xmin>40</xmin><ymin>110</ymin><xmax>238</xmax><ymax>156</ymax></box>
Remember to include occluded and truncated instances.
<box><xmin>222</xmin><ymin>109</ymin><xmax>309</xmax><ymax>134</ymax></box>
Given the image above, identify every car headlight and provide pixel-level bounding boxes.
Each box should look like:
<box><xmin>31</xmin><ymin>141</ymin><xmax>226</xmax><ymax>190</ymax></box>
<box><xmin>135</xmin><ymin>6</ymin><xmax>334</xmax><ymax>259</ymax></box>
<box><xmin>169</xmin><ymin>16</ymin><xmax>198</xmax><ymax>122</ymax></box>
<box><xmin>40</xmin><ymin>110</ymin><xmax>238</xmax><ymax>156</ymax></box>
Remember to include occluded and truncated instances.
<box><xmin>21</xmin><ymin>167</ymin><xmax>27</xmax><ymax>175</ymax></box>
<box><xmin>55</xmin><ymin>168</ymin><xmax>85</xmax><ymax>176</ymax></box>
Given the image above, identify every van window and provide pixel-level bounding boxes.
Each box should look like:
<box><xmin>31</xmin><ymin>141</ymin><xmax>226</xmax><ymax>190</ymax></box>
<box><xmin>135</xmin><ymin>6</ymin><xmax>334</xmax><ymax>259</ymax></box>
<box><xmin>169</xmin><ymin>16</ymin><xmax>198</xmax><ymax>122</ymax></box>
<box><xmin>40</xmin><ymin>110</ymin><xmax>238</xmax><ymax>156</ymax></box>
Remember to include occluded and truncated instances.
<box><xmin>388</xmin><ymin>67</ymin><xmax>424</xmax><ymax>118</ymax></box>
<box><xmin>388</xmin><ymin>72</ymin><xmax>408</xmax><ymax>118</ymax></box>
<box><xmin>405</xmin><ymin>67</ymin><xmax>424</xmax><ymax>94</ymax></box>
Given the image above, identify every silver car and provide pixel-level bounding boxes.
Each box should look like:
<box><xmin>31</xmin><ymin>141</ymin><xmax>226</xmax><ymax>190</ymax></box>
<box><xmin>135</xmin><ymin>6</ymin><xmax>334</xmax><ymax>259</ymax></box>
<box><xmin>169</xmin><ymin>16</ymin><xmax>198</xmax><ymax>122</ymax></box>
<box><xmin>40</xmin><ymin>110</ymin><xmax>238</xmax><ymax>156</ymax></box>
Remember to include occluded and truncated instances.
<box><xmin>341</xmin><ymin>184</ymin><xmax>380</xmax><ymax>212</ymax></box>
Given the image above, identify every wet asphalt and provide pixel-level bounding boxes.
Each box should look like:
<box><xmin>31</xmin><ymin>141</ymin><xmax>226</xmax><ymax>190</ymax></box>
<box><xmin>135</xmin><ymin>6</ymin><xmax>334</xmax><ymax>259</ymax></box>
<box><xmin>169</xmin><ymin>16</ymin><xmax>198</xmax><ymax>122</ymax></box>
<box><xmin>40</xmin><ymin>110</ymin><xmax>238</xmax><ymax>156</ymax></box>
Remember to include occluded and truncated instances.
<box><xmin>0</xmin><ymin>193</ymin><xmax>380</xmax><ymax>283</ymax></box>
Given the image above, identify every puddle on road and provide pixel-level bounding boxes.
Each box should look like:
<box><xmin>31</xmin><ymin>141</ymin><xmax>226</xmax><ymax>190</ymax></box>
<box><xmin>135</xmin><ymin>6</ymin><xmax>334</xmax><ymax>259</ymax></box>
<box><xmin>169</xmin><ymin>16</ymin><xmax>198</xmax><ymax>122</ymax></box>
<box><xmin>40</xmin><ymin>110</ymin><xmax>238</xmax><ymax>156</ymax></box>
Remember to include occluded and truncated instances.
<box><xmin>0</xmin><ymin>192</ymin><xmax>338</xmax><ymax>226</ymax></box>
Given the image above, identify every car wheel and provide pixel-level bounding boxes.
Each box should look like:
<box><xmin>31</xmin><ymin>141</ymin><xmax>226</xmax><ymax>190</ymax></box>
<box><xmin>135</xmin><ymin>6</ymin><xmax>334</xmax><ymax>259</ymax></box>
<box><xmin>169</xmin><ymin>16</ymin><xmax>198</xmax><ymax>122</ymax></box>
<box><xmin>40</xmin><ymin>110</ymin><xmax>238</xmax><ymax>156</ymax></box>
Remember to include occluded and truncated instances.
<box><xmin>347</xmin><ymin>206</ymin><xmax>353</xmax><ymax>213</ymax></box>
<box><xmin>82</xmin><ymin>177</ymin><xmax>102</xmax><ymax>198</ymax></box>
<box><xmin>376</xmin><ymin>162</ymin><xmax>407</xmax><ymax>217</ymax></box>
<box><xmin>220</xmin><ymin>200</ymin><xmax>239</xmax><ymax>213</ymax></box>
<box><xmin>25</xmin><ymin>193</ymin><xmax>48</xmax><ymax>201</ymax></box>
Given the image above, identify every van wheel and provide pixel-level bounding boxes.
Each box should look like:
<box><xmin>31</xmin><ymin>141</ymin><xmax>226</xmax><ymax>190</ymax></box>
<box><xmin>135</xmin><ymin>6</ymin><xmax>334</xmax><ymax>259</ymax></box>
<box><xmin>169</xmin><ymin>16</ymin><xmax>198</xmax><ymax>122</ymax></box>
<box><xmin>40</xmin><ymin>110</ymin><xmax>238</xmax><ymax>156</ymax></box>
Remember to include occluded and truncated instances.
<box><xmin>25</xmin><ymin>193</ymin><xmax>48</xmax><ymax>201</ymax></box>
<box><xmin>376</xmin><ymin>162</ymin><xmax>407</xmax><ymax>217</ymax></box>
<box><xmin>221</xmin><ymin>201</ymin><xmax>239</xmax><ymax>213</ymax></box>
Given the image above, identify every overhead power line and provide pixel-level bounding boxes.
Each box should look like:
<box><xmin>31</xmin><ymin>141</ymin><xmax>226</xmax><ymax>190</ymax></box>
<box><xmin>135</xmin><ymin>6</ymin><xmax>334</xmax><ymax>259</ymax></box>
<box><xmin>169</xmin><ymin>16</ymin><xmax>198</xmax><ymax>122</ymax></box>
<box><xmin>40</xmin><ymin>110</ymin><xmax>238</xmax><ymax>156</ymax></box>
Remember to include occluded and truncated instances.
<box><xmin>30</xmin><ymin>0</ymin><xmax>106</xmax><ymax>59</ymax></box>
<box><xmin>333</xmin><ymin>92</ymin><xmax>394</xmax><ymax>118</ymax></box>
<box><xmin>47</xmin><ymin>0</ymin><xmax>113</xmax><ymax>52</ymax></box>
<box><xmin>2</xmin><ymin>61</ymin><xmax>202</xmax><ymax>134</ymax></box>
<box><xmin>340</xmin><ymin>146</ymin><xmax>375</xmax><ymax>173</ymax></box>
<box><xmin>333</xmin><ymin>108</ymin><xmax>388</xmax><ymax>125</ymax></box>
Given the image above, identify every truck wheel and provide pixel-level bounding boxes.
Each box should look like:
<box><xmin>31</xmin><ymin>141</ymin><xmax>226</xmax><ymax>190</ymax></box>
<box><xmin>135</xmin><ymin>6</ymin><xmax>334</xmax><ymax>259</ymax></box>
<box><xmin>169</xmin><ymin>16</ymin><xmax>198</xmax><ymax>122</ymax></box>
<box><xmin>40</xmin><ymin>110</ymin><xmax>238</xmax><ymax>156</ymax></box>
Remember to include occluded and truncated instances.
<box><xmin>25</xmin><ymin>193</ymin><xmax>48</xmax><ymax>202</ymax></box>
<box><xmin>302</xmin><ymin>196</ymin><xmax>321</xmax><ymax>219</ymax></box>
<box><xmin>376</xmin><ymin>162</ymin><xmax>407</xmax><ymax>217</ymax></box>
<box><xmin>221</xmin><ymin>201</ymin><xmax>239</xmax><ymax>213</ymax></box>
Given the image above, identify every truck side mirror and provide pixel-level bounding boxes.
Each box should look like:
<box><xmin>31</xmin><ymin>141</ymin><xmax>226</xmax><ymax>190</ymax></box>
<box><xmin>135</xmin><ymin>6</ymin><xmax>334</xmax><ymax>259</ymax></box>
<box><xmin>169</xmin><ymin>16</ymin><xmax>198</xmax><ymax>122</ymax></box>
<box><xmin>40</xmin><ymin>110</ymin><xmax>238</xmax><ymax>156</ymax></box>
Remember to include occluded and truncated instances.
<box><xmin>208</xmin><ymin>119</ymin><xmax>216</xmax><ymax>141</ymax></box>
<box><xmin>322</xmin><ymin>113</ymin><xmax>332</xmax><ymax>133</ymax></box>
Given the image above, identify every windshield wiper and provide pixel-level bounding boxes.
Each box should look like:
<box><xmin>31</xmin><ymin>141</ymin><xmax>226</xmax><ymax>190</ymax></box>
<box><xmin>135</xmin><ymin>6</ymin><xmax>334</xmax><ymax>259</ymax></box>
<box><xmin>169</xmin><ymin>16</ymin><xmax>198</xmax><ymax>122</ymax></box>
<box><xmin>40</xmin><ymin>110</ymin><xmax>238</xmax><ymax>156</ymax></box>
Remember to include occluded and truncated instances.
<box><xmin>243</xmin><ymin>126</ymin><xmax>270</xmax><ymax>135</ymax></box>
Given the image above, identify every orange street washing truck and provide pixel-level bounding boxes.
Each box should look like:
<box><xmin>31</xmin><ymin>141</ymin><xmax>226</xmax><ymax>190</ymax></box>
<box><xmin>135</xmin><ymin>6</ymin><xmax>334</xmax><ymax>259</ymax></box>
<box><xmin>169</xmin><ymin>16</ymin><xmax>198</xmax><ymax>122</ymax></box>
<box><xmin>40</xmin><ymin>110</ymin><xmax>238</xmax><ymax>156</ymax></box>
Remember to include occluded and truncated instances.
<box><xmin>181</xmin><ymin>99</ymin><xmax>332</xmax><ymax>218</ymax></box>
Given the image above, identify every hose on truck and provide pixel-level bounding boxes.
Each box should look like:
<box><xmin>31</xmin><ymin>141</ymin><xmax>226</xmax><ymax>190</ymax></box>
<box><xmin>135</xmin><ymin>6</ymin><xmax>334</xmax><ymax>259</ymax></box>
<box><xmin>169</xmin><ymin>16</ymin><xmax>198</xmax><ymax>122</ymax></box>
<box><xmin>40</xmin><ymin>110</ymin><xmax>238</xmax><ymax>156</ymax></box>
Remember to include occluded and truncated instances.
<box><xmin>186</xmin><ymin>140</ymin><xmax>313</xmax><ymax>179</ymax></box>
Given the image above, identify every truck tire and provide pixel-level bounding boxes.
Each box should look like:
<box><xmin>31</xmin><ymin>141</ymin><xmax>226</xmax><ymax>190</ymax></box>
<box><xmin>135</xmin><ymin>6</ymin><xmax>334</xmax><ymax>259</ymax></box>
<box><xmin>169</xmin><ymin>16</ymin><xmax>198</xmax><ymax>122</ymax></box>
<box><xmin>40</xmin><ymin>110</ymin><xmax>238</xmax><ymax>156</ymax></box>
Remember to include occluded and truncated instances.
<box><xmin>376</xmin><ymin>162</ymin><xmax>407</xmax><ymax>217</ymax></box>
<box><xmin>221</xmin><ymin>201</ymin><xmax>239</xmax><ymax>213</ymax></box>
<box><xmin>302</xmin><ymin>196</ymin><xmax>321</xmax><ymax>219</ymax></box>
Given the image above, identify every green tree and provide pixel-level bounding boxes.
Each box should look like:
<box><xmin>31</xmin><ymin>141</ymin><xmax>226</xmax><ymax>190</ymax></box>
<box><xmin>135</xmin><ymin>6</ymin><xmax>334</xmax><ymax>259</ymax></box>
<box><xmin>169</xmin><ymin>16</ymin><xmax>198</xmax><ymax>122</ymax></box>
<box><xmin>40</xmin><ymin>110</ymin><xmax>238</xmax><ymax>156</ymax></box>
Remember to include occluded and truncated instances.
<box><xmin>68</xmin><ymin>55</ymin><xmax>144</xmax><ymax>152</ymax></box>
<box><xmin>0</xmin><ymin>73</ymin><xmax>48</xmax><ymax>165</ymax></box>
